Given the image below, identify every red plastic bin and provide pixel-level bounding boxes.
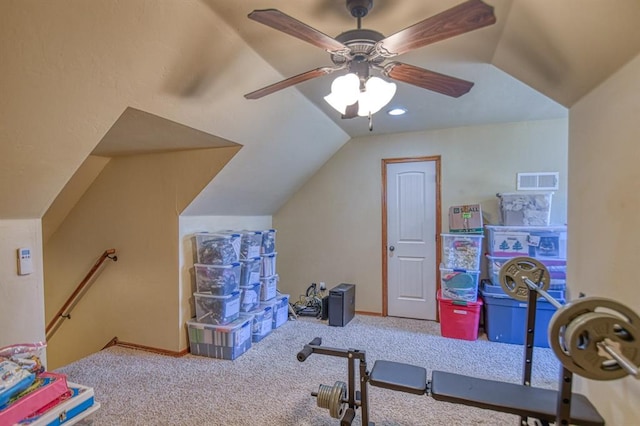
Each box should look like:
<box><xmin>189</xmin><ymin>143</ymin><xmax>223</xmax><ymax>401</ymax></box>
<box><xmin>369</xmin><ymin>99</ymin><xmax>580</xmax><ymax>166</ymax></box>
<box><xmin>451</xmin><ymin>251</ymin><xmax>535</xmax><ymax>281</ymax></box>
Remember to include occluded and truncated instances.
<box><xmin>437</xmin><ymin>290</ymin><xmax>483</xmax><ymax>341</ymax></box>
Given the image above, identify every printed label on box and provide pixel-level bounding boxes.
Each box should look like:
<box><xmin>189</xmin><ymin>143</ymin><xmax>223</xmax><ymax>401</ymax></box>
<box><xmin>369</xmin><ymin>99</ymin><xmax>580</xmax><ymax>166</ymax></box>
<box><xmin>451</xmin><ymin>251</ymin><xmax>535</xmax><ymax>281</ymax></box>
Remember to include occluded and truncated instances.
<box><xmin>237</xmin><ymin>323</ymin><xmax>250</xmax><ymax>345</ymax></box>
<box><xmin>225</xmin><ymin>298</ymin><xmax>240</xmax><ymax>317</ymax></box>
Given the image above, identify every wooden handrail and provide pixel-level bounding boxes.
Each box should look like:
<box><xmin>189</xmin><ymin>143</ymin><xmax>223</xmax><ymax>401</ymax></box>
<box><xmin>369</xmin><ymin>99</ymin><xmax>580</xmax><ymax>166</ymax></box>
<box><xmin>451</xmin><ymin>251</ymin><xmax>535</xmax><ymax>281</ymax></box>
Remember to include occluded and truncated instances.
<box><xmin>45</xmin><ymin>249</ymin><xmax>118</xmax><ymax>341</ymax></box>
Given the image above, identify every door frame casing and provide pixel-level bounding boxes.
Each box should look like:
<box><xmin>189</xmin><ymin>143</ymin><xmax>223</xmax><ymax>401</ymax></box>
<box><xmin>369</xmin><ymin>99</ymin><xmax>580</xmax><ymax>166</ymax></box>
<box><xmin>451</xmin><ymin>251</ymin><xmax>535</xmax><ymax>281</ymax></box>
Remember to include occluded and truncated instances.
<box><xmin>381</xmin><ymin>156</ymin><xmax>442</xmax><ymax>318</ymax></box>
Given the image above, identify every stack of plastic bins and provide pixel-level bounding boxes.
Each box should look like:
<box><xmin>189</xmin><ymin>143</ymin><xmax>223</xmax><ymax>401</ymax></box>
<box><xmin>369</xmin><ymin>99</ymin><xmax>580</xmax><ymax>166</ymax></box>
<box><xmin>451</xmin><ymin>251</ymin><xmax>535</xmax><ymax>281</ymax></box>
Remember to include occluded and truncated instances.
<box><xmin>189</xmin><ymin>232</ymin><xmax>246</xmax><ymax>359</ymax></box>
<box><xmin>438</xmin><ymin>233</ymin><xmax>483</xmax><ymax>340</ymax></box>
<box><xmin>483</xmin><ymin>224</ymin><xmax>567</xmax><ymax>347</ymax></box>
<box><xmin>484</xmin><ymin>225</ymin><xmax>567</xmax><ymax>292</ymax></box>
<box><xmin>439</xmin><ymin>233</ymin><xmax>483</xmax><ymax>301</ymax></box>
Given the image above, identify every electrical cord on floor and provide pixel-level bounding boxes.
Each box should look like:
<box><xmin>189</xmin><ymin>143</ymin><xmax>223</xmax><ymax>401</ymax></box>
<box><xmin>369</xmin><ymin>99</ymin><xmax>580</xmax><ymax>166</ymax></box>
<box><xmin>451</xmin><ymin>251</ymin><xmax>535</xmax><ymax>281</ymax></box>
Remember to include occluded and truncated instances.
<box><xmin>292</xmin><ymin>283</ymin><xmax>326</xmax><ymax>318</ymax></box>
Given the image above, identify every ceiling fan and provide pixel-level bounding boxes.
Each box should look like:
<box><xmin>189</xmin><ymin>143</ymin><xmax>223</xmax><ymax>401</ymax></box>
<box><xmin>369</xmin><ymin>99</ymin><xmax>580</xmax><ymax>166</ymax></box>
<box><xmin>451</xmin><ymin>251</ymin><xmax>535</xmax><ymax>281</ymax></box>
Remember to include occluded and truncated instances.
<box><xmin>244</xmin><ymin>0</ymin><xmax>496</xmax><ymax>118</ymax></box>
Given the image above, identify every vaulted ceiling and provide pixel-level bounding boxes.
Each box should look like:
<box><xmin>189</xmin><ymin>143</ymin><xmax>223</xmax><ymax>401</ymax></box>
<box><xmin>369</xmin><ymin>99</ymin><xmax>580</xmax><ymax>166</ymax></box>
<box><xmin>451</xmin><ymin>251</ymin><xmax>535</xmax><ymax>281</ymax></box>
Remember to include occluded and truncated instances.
<box><xmin>1</xmin><ymin>0</ymin><xmax>639</xmax><ymax>219</ymax></box>
<box><xmin>205</xmin><ymin>0</ymin><xmax>640</xmax><ymax>137</ymax></box>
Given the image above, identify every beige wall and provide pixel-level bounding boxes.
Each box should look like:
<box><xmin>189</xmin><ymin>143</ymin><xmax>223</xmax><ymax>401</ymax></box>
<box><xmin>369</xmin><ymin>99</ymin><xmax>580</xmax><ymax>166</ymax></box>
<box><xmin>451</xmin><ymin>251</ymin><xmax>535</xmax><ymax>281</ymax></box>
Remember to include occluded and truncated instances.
<box><xmin>569</xmin><ymin>52</ymin><xmax>640</xmax><ymax>423</ymax></box>
<box><xmin>0</xmin><ymin>220</ymin><xmax>46</xmax><ymax>359</ymax></box>
<box><xmin>274</xmin><ymin>119</ymin><xmax>568</xmax><ymax>313</ymax></box>
<box><xmin>44</xmin><ymin>147</ymin><xmax>238</xmax><ymax>369</ymax></box>
<box><xmin>178</xmin><ymin>215</ymin><xmax>272</xmax><ymax>348</ymax></box>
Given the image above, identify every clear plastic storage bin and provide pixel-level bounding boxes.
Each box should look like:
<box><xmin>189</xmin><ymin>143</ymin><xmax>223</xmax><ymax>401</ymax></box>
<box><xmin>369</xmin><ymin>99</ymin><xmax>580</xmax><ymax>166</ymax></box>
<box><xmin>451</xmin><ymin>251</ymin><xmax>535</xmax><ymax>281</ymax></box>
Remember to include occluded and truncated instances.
<box><xmin>239</xmin><ymin>282</ymin><xmax>261</xmax><ymax>313</ymax></box>
<box><xmin>239</xmin><ymin>256</ymin><xmax>261</xmax><ymax>287</ymax></box>
<box><xmin>497</xmin><ymin>192</ymin><xmax>553</xmax><ymax>226</ymax></box>
<box><xmin>441</xmin><ymin>233</ymin><xmax>483</xmax><ymax>270</ymax></box>
<box><xmin>260</xmin><ymin>252</ymin><xmax>277</xmax><ymax>277</ymax></box>
<box><xmin>194</xmin><ymin>291</ymin><xmax>240</xmax><ymax>325</ymax></box>
<box><xmin>261</xmin><ymin>229</ymin><xmax>277</xmax><ymax>255</ymax></box>
<box><xmin>187</xmin><ymin>316</ymin><xmax>252</xmax><ymax>360</ymax></box>
<box><xmin>194</xmin><ymin>263</ymin><xmax>241</xmax><ymax>295</ymax></box>
<box><xmin>439</xmin><ymin>266</ymin><xmax>480</xmax><ymax>302</ymax></box>
<box><xmin>194</xmin><ymin>233</ymin><xmax>240</xmax><ymax>265</ymax></box>
<box><xmin>485</xmin><ymin>254</ymin><xmax>567</xmax><ymax>290</ymax></box>
<box><xmin>247</xmin><ymin>305</ymin><xmax>273</xmax><ymax>343</ymax></box>
<box><xmin>240</xmin><ymin>231</ymin><xmax>263</xmax><ymax>259</ymax></box>
<box><xmin>485</xmin><ymin>225</ymin><xmax>567</xmax><ymax>258</ymax></box>
<box><xmin>260</xmin><ymin>274</ymin><xmax>279</xmax><ymax>301</ymax></box>
<box><xmin>261</xmin><ymin>293</ymin><xmax>290</xmax><ymax>329</ymax></box>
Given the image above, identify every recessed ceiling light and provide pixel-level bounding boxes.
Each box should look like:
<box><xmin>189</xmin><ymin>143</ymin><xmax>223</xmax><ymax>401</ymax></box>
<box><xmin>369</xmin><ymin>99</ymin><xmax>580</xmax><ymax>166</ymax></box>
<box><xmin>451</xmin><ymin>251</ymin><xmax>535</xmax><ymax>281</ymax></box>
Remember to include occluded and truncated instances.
<box><xmin>387</xmin><ymin>108</ymin><xmax>407</xmax><ymax>116</ymax></box>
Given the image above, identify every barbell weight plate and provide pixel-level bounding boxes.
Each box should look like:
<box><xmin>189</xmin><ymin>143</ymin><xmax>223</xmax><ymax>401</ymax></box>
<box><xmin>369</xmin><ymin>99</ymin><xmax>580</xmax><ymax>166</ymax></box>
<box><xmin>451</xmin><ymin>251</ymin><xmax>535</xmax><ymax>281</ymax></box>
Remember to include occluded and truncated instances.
<box><xmin>564</xmin><ymin>312</ymin><xmax>640</xmax><ymax>381</ymax></box>
<box><xmin>316</xmin><ymin>382</ymin><xmax>347</xmax><ymax>419</ymax></box>
<box><xmin>549</xmin><ymin>297</ymin><xmax>640</xmax><ymax>380</ymax></box>
<box><xmin>498</xmin><ymin>257</ymin><xmax>550</xmax><ymax>302</ymax></box>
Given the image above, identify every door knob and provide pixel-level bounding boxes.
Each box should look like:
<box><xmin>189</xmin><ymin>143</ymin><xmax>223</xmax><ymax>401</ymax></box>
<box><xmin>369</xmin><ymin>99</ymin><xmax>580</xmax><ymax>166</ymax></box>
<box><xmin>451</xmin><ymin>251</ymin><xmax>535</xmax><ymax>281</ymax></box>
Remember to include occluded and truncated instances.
<box><xmin>389</xmin><ymin>246</ymin><xmax>395</xmax><ymax>251</ymax></box>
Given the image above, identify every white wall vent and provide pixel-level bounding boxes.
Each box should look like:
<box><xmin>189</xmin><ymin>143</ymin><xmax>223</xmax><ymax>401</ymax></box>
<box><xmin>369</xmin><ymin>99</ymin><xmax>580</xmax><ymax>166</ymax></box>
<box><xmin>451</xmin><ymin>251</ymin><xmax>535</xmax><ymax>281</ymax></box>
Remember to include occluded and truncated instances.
<box><xmin>516</xmin><ymin>172</ymin><xmax>559</xmax><ymax>191</ymax></box>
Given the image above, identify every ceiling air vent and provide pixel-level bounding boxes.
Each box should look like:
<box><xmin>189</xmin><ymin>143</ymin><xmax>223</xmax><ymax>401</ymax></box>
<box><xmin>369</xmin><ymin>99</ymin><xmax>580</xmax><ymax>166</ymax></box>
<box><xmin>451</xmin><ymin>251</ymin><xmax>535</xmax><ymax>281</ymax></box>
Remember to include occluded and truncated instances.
<box><xmin>516</xmin><ymin>172</ymin><xmax>559</xmax><ymax>191</ymax></box>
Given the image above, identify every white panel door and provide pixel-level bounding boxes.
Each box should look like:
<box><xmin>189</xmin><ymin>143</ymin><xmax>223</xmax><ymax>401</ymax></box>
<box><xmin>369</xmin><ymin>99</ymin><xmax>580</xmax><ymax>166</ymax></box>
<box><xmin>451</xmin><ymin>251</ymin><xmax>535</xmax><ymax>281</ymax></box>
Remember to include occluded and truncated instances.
<box><xmin>387</xmin><ymin>161</ymin><xmax>437</xmax><ymax>320</ymax></box>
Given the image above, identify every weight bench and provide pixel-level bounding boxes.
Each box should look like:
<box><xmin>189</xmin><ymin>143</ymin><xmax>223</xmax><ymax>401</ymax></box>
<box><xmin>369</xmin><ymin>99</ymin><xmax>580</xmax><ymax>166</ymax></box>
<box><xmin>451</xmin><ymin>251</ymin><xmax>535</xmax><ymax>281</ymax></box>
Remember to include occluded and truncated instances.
<box><xmin>369</xmin><ymin>361</ymin><xmax>604</xmax><ymax>425</ymax></box>
<box><xmin>369</xmin><ymin>360</ymin><xmax>427</xmax><ymax>395</ymax></box>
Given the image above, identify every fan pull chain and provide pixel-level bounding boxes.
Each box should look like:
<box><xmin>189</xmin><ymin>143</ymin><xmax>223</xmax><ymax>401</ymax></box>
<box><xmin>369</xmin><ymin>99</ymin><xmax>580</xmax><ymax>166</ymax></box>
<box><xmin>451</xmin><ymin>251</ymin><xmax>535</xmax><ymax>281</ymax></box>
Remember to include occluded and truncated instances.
<box><xmin>368</xmin><ymin>112</ymin><xmax>373</xmax><ymax>131</ymax></box>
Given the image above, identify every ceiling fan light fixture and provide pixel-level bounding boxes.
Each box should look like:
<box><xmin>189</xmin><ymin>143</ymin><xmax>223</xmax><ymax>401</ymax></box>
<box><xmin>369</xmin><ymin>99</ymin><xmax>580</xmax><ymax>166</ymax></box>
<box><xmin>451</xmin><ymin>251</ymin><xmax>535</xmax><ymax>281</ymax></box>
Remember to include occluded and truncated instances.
<box><xmin>357</xmin><ymin>77</ymin><xmax>397</xmax><ymax>117</ymax></box>
<box><xmin>325</xmin><ymin>74</ymin><xmax>396</xmax><ymax>117</ymax></box>
<box><xmin>324</xmin><ymin>73</ymin><xmax>360</xmax><ymax>114</ymax></box>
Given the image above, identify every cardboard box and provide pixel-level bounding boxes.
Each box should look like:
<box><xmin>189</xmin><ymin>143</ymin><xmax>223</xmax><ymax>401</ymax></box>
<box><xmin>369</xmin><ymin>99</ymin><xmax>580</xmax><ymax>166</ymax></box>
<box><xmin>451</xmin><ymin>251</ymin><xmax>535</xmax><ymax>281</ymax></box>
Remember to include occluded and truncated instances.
<box><xmin>448</xmin><ymin>204</ymin><xmax>483</xmax><ymax>233</ymax></box>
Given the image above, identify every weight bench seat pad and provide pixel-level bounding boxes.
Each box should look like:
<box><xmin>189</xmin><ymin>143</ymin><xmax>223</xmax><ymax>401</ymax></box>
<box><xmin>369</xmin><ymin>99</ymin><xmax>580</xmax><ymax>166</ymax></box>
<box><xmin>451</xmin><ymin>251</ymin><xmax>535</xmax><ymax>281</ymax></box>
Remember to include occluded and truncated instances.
<box><xmin>430</xmin><ymin>371</ymin><xmax>604</xmax><ymax>426</ymax></box>
<box><xmin>369</xmin><ymin>360</ymin><xmax>427</xmax><ymax>395</ymax></box>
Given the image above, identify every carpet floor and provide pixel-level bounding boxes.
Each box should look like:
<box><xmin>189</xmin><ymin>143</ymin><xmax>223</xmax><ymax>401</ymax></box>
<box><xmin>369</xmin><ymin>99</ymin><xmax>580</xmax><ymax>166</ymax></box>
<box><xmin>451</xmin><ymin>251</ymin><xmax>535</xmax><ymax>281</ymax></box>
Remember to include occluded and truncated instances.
<box><xmin>56</xmin><ymin>315</ymin><xmax>561</xmax><ymax>425</ymax></box>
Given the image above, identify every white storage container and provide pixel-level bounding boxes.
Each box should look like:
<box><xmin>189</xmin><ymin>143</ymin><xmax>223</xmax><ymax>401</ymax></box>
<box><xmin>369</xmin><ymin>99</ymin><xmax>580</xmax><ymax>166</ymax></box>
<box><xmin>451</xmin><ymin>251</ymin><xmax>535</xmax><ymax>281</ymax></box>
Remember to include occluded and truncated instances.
<box><xmin>261</xmin><ymin>293</ymin><xmax>290</xmax><ymax>329</ymax></box>
<box><xmin>260</xmin><ymin>274</ymin><xmax>279</xmax><ymax>301</ymax></box>
<box><xmin>240</xmin><ymin>231</ymin><xmax>263</xmax><ymax>259</ymax></box>
<box><xmin>247</xmin><ymin>305</ymin><xmax>273</xmax><ymax>343</ymax></box>
<box><xmin>194</xmin><ymin>262</ymin><xmax>241</xmax><ymax>295</ymax></box>
<box><xmin>485</xmin><ymin>225</ymin><xmax>567</xmax><ymax>258</ymax></box>
<box><xmin>239</xmin><ymin>282</ymin><xmax>261</xmax><ymax>313</ymax></box>
<box><xmin>193</xmin><ymin>233</ymin><xmax>240</xmax><ymax>265</ymax></box>
<box><xmin>486</xmin><ymin>254</ymin><xmax>567</xmax><ymax>290</ymax></box>
<box><xmin>497</xmin><ymin>192</ymin><xmax>553</xmax><ymax>226</ymax></box>
<box><xmin>239</xmin><ymin>256</ymin><xmax>261</xmax><ymax>286</ymax></box>
<box><xmin>187</xmin><ymin>316</ymin><xmax>252</xmax><ymax>360</ymax></box>
<box><xmin>439</xmin><ymin>266</ymin><xmax>480</xmax><ymax>302</ymax></box>
<box><xmin>261</xmin><ymin>229</ymin><xmax>277</xmax><ymax>255</ymax></box>
<box><xmin>441</xmin><ymin>233</ymin><xmax>483</xmax><ymax>270</ymax></box>
<box><xmin>260</xmin><ymin>252</ymin><xmax>277</xmax><ymax>277</ymax></box>
<box><xmin>194</xmin><ymin>291</ymin><xmax>240</xmax><ymax>325</ymax></box>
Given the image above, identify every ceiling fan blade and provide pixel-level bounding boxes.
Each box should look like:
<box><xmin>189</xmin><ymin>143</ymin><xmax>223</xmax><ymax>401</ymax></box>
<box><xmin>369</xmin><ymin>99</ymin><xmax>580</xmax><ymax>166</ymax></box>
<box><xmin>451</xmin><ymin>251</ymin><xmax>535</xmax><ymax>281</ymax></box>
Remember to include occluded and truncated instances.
<box><xmin>376</xmin><ymin>0</ymin><xmax>496</xmax><ymax>57</ymax></box>
<box><xmin>245</xmin><ymin>67</ymin><xmax>337</xmax><ymax>100</ymax></box>
<box><xmin>248</xmin><ymin>9</ymin><xmax>348</xmax><ymax>53</ymax></box>
<box><xmin>383</xmin><ymin>62</ymin><xmax>474</xmax><ymax>98</ymax></box>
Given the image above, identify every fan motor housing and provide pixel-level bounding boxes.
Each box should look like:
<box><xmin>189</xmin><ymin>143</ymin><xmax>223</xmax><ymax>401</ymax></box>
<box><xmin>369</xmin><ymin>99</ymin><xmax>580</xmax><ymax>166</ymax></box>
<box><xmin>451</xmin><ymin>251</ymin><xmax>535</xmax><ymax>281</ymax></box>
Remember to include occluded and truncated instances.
<box><xmin>331</xmin><ymin>29</ymin><xmax>385</xmax><ymax>66</ymax></box>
